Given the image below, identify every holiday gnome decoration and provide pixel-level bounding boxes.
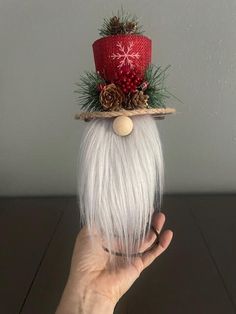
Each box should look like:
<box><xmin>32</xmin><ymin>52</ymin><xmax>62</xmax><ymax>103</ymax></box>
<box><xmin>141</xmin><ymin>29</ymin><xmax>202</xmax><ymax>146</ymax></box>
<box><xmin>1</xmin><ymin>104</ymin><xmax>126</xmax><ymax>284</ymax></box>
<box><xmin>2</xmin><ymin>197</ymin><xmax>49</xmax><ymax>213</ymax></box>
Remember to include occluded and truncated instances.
<box><xmin>75</xmin><ymin>10</ymin><xmax>176</xmax><ymax>262</ymax></box>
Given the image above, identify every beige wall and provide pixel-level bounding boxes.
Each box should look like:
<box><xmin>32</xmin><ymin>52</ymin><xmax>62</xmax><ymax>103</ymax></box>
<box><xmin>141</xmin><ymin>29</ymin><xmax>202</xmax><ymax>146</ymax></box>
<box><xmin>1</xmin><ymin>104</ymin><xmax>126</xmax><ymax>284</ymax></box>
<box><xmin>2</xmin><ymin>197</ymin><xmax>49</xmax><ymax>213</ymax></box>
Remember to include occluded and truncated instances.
<box><xmin>1</xmin><ymin>0</ymin><xmax>236</xmax><ymax>196</ymax></box>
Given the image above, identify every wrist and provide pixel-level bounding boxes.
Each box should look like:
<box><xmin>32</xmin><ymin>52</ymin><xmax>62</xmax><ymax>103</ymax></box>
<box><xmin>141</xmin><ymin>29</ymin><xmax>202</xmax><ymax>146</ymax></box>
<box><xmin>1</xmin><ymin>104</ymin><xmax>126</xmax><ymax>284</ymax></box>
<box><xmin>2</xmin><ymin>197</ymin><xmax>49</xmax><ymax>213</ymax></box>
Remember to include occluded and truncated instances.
<box><xmin>79</xmin><ymin>288</ymin><xmax>115</xmax><ymax>314</ymax></box>
<box><xmin>56</xmin><ymin>278</ymin><xmax>115</xmax><ymax>314</ymax></box>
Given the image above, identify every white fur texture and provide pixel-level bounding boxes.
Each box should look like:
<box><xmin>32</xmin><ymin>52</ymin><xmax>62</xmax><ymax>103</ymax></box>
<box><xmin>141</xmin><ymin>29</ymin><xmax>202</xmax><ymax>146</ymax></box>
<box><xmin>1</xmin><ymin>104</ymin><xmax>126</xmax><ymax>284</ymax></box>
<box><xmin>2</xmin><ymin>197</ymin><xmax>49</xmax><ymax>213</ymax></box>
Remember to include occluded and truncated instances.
<box><xmin>77</xmin><ymin>115</ymin><xmax>164</xmax><ymax>260</ymax></box>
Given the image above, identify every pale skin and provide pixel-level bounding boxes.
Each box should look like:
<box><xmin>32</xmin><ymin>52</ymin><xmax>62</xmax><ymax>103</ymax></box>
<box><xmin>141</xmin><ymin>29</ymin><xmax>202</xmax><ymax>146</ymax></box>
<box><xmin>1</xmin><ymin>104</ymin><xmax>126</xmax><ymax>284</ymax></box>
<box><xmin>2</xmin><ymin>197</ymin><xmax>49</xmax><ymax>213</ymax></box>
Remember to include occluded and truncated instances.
<box><xmin>56</xmin><ymin>212</ymin><xmax>173</xmax><ymax>314</ymax></box>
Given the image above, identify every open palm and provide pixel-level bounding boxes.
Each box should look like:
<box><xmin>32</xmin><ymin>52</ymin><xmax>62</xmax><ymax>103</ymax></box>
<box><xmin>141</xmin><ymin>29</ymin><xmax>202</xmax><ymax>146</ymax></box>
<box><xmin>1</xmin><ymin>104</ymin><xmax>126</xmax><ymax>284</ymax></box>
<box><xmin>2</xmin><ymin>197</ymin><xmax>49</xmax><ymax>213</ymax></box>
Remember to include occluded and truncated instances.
<box><xmin>68</xmin><ymin>212</ymin><xmax>173</xmax><ymax>305</ymax></box>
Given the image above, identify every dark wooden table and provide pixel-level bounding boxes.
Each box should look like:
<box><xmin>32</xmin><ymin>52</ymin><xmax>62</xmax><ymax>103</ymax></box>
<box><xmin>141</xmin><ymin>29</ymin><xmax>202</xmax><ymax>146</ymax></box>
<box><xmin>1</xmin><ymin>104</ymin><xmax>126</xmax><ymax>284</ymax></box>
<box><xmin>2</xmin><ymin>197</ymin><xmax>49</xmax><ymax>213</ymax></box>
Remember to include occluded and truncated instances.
<box><xmin>0</xmin><ymin>195</ymin><xmax>236</xmax><ymax>314</ymax></box>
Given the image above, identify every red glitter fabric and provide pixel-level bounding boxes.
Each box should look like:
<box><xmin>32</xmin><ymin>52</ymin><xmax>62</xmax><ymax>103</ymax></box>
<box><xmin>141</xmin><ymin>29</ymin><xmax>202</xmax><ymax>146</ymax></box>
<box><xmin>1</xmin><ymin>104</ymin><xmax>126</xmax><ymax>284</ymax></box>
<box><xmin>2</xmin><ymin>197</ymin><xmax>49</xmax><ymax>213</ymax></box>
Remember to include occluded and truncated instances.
<box><xmin>92</xmin><ymin>35</ymin><xmax>152</xmax><ymax>81</ymax></box>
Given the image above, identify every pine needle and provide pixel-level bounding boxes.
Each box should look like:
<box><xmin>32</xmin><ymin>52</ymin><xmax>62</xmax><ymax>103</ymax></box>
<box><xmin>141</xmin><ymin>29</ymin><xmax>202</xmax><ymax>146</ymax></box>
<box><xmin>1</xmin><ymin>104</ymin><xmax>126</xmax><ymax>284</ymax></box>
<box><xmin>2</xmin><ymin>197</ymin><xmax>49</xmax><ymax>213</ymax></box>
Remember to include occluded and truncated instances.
<box><xmin>98</xmin><ymin>7</ymin><xmax>144</xmax><ymax>37</ymax></box>
<box><xmin>74</xmin><ymin>72</ymin><xmax>105</xmax><ymax>112</ymax></box>
<box><xmin>144</xmin><ymin>64</ymin><xmax>174</xmax><ymax>108</ymax></box>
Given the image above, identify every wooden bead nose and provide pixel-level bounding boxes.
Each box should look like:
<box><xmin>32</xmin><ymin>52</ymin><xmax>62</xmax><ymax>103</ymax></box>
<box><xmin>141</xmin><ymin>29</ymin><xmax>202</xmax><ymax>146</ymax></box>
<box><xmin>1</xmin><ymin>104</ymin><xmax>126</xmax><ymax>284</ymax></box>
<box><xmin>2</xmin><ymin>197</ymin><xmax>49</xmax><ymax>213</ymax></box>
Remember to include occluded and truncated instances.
<box><xmin>112</xmin><ymin>116</ymin><xmax>133</xmax><ymax>136</ymax></box>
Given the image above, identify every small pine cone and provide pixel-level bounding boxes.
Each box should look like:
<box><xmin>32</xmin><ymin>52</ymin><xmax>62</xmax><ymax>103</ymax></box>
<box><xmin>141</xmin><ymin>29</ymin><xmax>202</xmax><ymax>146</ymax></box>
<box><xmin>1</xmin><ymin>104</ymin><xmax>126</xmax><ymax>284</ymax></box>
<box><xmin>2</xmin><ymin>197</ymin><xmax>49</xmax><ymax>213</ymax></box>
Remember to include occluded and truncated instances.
<box><xmin>109</xmin><ymin>16</ymin><xmax>123</xmax><ymax>35</ymax></box>
<box><xmin>124</xmin><ymin>21</ymin><xmax>137</xmax><ymax>34</ymax></box>
<box><xmin>99</xmin><ymin>83</ymin><xmax>125</xmax><ymax>111</ymax></box>
<box><xmin>127</xmin><ymin>91</ymin><xmax>149</xmax><ymax>109</ymax></box>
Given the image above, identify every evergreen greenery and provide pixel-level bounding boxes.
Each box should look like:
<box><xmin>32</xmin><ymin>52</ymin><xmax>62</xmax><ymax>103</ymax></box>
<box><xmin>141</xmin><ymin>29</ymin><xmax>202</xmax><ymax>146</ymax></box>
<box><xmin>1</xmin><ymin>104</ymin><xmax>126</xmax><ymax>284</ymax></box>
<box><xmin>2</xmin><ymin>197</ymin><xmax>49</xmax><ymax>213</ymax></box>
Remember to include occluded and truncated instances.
<box><xmin>98</xmin><ymin>8</ymin><xmax>144</xmax><ymax>37</ymax></box>
<box><xmin>74</xmin><ymin>72</ymin><xmax>105</xmax><ymax>112</ymax></box>
<box><xmin>75</xmin><ymin>66</ymin><xmax>177</xmax><ymax>112</ymax></box>
<box><xmin>144</xmin><ymin>64</ymin><xmax>172</xmax><ymax>109</ymax></box>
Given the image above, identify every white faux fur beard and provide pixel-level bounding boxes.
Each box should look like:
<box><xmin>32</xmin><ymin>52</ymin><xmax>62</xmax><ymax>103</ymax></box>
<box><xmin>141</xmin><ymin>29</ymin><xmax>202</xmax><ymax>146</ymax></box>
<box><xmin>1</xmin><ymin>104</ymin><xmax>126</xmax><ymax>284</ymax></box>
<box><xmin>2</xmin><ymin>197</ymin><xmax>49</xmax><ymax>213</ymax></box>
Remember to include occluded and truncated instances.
<box><xmin>77</xmin><ymin>115</ymin><xmax>164</xmax><ymax>262</ymax></box>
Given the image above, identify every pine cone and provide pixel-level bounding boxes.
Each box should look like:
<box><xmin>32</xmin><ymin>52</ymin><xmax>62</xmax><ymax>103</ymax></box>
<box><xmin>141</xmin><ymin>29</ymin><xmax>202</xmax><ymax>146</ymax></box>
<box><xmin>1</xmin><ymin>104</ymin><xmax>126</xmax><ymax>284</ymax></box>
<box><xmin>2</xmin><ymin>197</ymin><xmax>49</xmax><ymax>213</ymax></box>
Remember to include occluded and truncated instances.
<box><xmin>100</xmin><ymin>83</ymin><xmax>125</xmax><ymax>111</ymax></box>
<box><xmin>124</xmin><ymin>21</ymin><xmax>137</xmax><ymax>34</ymax></box>
<box><xmin>109</xmin><ymin>16</ymin><xmax>123</xmax><ymax>35</ymax></box>
<box><xmin>127</xmin><ymin>91</ymin><xmax>149</xmax><ymax>109</ymax></box>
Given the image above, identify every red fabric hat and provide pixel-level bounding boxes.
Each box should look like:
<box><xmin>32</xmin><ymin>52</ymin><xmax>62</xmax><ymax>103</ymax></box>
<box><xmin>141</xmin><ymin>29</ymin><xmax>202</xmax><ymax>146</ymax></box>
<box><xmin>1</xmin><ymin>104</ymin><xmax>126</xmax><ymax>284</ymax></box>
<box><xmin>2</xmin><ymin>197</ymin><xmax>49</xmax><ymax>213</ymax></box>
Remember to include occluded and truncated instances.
<box><xmin>92</xmin><ymin>35</ymin><xmax>152</xmax><ymax>81</ymax></box>
<box><xmin>75</xmin><ymin>12</ymin><xmax>176</xmax><ymax>122</ymax></box>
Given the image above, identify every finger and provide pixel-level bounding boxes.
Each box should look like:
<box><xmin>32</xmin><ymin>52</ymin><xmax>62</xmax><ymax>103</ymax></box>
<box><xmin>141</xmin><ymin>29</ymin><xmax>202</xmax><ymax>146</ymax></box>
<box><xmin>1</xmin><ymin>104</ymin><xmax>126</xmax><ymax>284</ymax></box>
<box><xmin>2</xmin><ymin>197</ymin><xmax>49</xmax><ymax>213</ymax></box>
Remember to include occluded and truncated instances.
<box><xmin>152</xmin><ymin>212</ymin><xmax>166</xmax><ymax>233</ymax></box>
<box><xmin>137</xmin><ymin>212</ymin><xmax>166</xmax><ymax>250</ymax></box>
<box><xmin>141</xmin><ymin>229</ymin><xmax>173</xmax><ymax>269</ymax></box>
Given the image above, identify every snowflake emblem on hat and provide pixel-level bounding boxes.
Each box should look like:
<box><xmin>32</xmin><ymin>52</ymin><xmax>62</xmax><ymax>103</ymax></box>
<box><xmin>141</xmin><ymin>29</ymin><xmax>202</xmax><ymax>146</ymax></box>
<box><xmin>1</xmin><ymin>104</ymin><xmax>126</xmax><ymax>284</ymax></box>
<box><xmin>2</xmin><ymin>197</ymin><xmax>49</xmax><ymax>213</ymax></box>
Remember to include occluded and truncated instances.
<box><xmin>111</xmin><ymin>41</ymin><xmax>140</xmax><ymax>69</ymax></box>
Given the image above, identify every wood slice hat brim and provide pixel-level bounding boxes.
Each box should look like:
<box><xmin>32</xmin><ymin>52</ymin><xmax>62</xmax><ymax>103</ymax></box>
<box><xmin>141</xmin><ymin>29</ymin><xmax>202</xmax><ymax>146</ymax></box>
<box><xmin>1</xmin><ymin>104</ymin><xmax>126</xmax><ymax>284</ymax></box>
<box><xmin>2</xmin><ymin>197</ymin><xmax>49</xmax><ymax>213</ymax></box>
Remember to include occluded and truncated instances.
<box><xmin>75</xmin><ymin>107</ymin><xmax>176</xmax><ymax>121</ymax></box>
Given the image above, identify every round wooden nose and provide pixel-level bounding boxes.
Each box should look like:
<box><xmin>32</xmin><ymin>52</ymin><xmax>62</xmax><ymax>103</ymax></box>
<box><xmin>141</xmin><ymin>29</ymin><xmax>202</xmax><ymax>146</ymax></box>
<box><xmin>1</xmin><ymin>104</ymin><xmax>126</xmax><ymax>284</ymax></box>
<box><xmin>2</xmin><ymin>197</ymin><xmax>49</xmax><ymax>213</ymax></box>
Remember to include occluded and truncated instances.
<box><xmin>112</xmin><ymin>116</ymin><xmax>133</xmax><ymax>136</ymax></box>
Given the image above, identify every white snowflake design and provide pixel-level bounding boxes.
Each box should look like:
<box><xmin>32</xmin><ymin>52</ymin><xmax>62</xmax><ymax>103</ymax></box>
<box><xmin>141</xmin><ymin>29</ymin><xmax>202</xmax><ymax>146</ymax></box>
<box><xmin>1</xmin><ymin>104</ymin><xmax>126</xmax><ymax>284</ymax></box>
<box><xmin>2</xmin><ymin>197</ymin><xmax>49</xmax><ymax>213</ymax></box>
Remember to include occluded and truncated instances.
<box><xmin>111</xmin><ymin>41</ymin><xmax>140</xmax><ymax>69</ymax></box>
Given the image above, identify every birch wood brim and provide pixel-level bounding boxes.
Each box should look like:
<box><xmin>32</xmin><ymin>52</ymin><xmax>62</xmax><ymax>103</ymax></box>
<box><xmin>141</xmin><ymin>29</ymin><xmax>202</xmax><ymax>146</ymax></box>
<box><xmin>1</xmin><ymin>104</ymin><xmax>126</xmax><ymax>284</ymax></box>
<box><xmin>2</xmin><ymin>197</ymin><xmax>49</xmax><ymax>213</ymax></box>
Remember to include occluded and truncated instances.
<box><xmin>75</xmin><ymin>107</ymin><xmax>176</xmax><ymax>121</ymax></box>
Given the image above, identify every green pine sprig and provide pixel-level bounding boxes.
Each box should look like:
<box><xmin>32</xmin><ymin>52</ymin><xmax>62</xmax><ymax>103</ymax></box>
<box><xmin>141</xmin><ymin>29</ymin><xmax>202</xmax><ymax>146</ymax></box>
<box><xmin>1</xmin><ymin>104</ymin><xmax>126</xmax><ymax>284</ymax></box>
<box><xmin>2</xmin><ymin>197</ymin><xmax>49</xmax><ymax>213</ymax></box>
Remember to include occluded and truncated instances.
<box><xmin>144</xmin><ymin>64</ymin><xmax>173</xmax><ymax>108</ymax></box>
<box><xmin>98</xmin><ymin>7</ymin><xmax>144</xmax><ymax>37</ymax></box>
<box><xmin>74</xmin><ymin>71</ymin><xmax>105</xmax><ymax>112</ymax></box>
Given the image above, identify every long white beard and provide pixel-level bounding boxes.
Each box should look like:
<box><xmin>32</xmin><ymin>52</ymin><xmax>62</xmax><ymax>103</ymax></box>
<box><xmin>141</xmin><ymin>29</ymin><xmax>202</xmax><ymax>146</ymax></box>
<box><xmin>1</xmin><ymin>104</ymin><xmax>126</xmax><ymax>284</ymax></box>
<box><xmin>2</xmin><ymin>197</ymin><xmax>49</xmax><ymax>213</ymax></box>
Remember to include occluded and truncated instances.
<box><xmin>77</xmin><ymin>115</ymin><xmax>164</xmax><ymax>261</ymax></box>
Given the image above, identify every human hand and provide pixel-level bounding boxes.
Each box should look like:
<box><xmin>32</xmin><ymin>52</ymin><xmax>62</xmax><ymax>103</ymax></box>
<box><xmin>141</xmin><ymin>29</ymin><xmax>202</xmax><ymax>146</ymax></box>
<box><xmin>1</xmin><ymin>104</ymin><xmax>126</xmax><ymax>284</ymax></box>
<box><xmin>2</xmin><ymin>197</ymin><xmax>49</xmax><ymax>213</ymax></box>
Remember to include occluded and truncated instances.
<box><xmin>56</xmin><ymin>212</ymin><xmax>173</xmax><ymax>314</ymax></box>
